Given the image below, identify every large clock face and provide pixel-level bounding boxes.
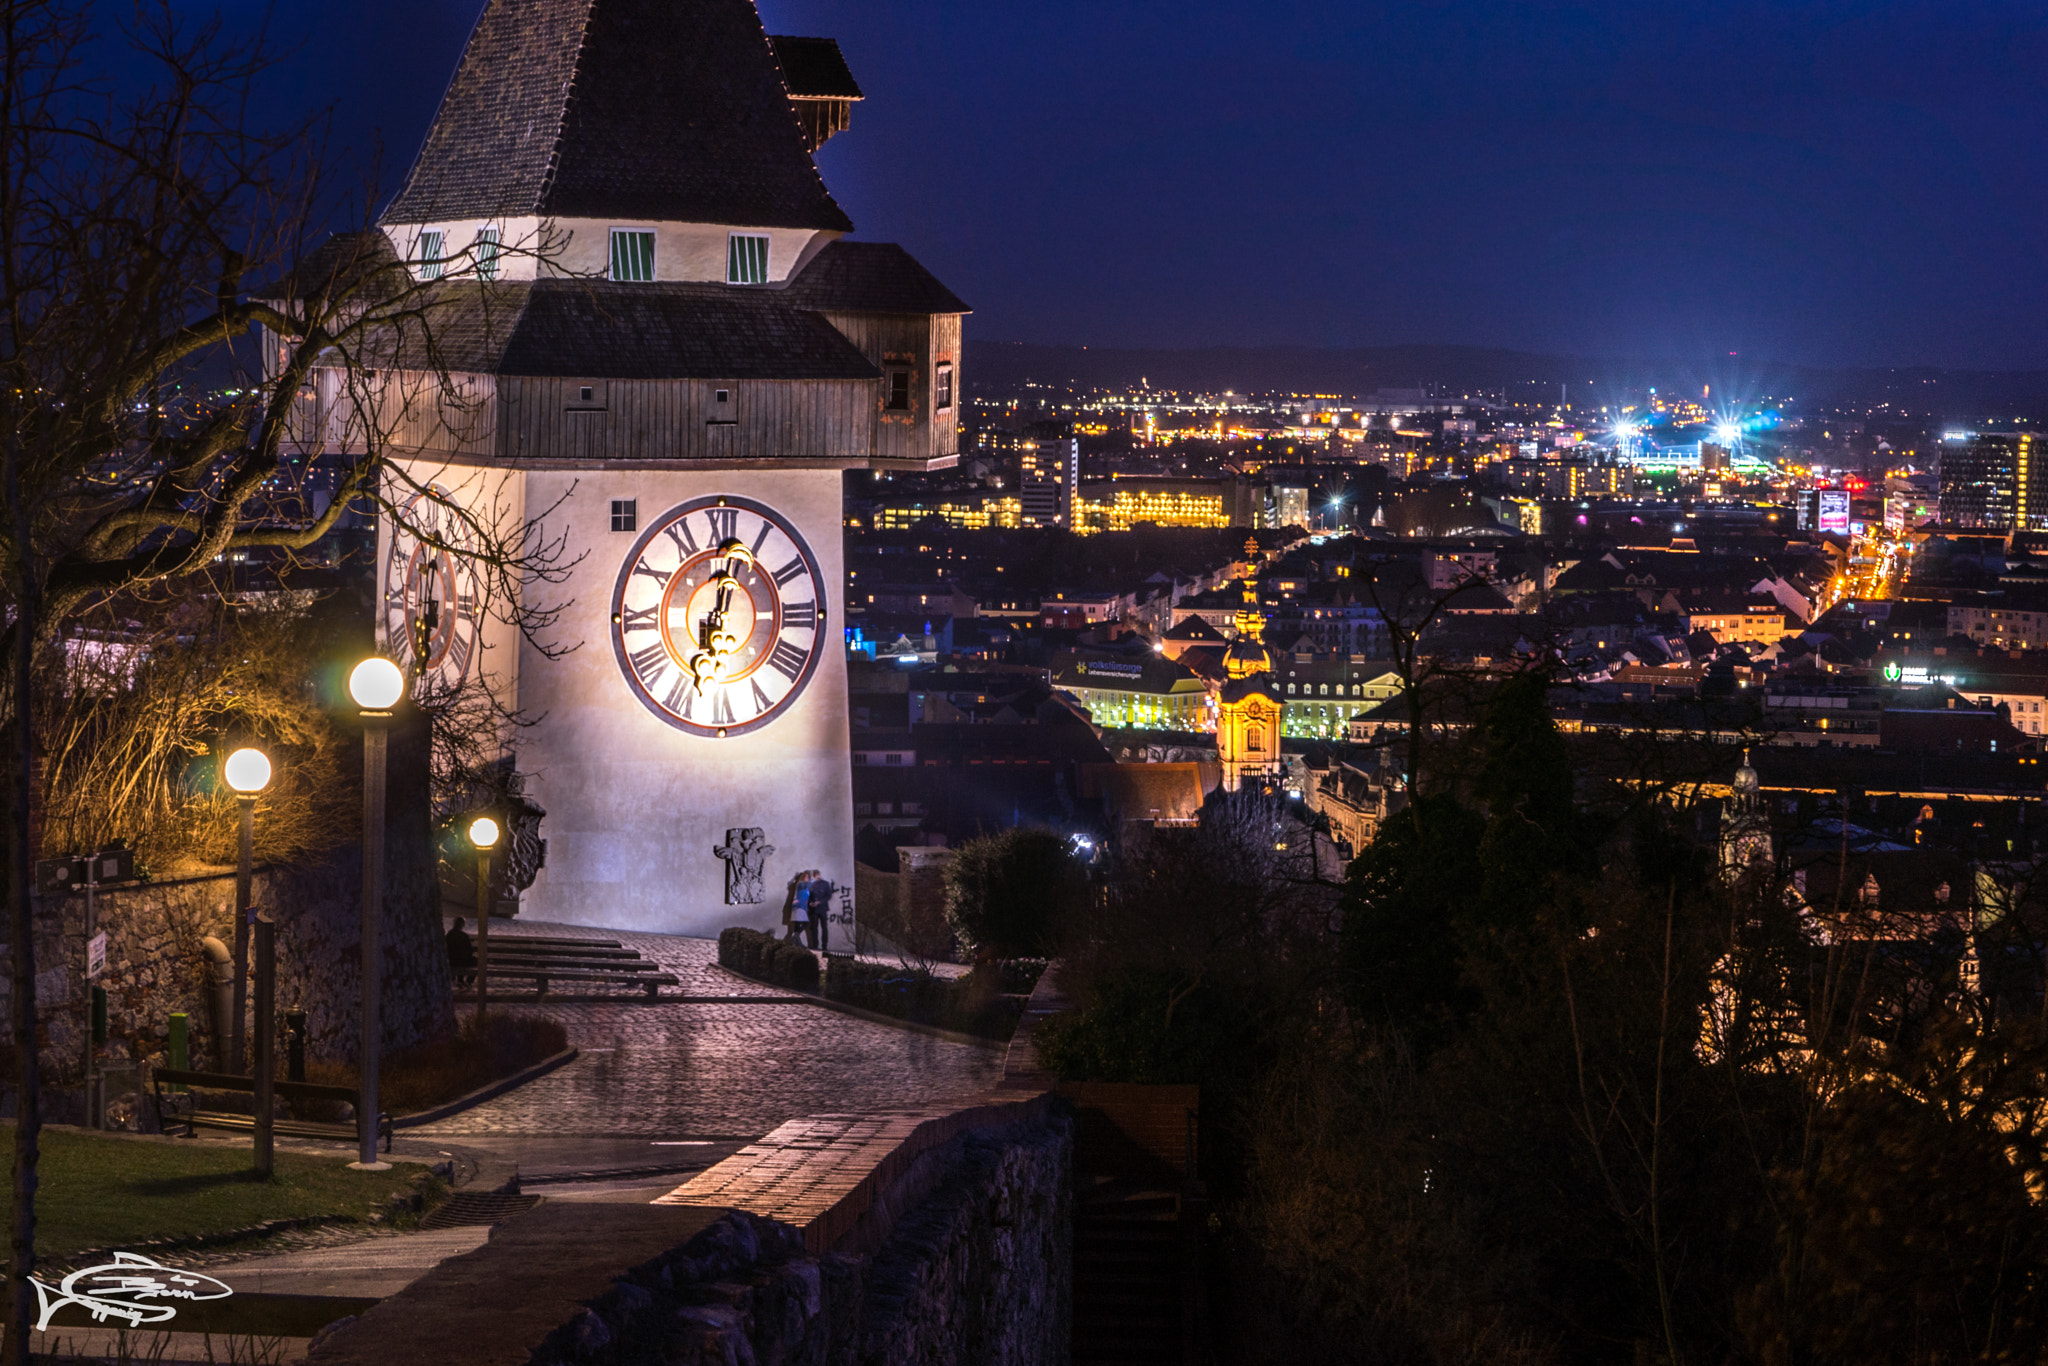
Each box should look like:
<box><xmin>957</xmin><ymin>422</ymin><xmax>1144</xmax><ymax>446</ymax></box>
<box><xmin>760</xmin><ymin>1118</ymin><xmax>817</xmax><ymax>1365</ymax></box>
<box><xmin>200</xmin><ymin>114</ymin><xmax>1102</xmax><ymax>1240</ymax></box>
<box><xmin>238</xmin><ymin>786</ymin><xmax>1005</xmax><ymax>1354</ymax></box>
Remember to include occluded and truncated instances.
<box><xmin>385</xmin><ymin>487</ymin><xmax>482</xmax><ymax>694</ymax></box>
<box><xmin>609</xmin><ymin>495</ymin><xmax>828</xmax><ymax>737</ymax></box>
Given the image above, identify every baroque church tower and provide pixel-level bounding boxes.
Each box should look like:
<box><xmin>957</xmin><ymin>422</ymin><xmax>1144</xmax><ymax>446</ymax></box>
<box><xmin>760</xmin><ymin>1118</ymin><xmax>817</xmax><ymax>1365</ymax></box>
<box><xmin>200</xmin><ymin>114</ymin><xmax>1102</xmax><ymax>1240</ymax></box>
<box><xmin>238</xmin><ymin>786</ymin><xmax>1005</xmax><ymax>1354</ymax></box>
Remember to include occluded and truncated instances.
<box><xmin>326</xmin><ymin>0</ymin><xmax>968</xmax><ymax>936</ymax></box>
<box><xmin>1216</xmin><ymin>573</ymin><xmax>1283</xmax><ymax>793</ymax></box>
<box><xmin>1720</xmin><ymin>751</ymin><xmax>1774</xmax><ymax>880</ymax></box>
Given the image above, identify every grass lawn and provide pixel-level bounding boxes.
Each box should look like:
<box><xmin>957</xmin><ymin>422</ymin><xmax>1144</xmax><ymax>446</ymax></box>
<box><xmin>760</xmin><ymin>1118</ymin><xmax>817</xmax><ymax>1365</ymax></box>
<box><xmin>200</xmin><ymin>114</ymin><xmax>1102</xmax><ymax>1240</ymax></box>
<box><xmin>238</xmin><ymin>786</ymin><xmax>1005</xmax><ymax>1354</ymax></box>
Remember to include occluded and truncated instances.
<box><xmin>2</xmin><ymin>1125</ymin><xmax>426</xmax><ymax>1261</ymax></box>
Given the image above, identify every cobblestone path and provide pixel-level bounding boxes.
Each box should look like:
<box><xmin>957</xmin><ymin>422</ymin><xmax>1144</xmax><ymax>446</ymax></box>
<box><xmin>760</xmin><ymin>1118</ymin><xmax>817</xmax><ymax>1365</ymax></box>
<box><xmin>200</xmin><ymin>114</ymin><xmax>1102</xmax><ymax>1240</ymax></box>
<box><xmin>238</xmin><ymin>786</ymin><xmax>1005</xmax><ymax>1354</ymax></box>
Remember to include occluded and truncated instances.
<box><xmin>412</xmin><ymin>926</ymin><xmax>1005</xmax><ymax>1139</ymax></box>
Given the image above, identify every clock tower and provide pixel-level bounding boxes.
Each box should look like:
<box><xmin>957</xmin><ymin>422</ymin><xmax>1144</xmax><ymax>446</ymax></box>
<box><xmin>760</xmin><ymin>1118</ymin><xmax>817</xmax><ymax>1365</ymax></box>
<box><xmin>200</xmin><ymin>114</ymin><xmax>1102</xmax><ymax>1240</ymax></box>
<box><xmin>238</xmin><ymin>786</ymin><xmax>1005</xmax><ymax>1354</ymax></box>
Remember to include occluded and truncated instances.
<box><xmin>351</xmin><ymin>0</ymin><xmax>966</xmax><ymax>937</ymax></box>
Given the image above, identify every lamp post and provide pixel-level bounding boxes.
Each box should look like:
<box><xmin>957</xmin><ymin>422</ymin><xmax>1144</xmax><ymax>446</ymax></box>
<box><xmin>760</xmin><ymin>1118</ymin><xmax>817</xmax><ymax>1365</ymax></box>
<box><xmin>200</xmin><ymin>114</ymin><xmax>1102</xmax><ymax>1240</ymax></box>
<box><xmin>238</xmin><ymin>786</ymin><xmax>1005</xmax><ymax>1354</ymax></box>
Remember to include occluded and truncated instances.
<box><xmin>221</xmin><ymin>747</ymin><xmax>273</xmax><ymax>1173</ymax></box>
<box><xmin>347</xmin><ymin>657</ymin><xmax>403</xmax><ymax>1172</ymax></box>
<box><xmin>468</xmin><ymin>816</ymin><xmax>500</xmax><ymax>1023</ymax></box>
<box><xmin>221</xmin><ymin>748</ymin><xmax>271</xmax><ymax>1076</ymax></box>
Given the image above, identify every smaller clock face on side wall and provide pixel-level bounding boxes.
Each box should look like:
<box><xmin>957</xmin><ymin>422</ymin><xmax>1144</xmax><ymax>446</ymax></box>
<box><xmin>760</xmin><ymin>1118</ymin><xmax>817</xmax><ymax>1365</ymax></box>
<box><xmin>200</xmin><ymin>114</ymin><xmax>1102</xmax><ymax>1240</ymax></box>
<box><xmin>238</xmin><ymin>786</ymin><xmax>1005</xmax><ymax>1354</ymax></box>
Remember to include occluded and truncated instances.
<box><xmin>385</xmin><ymin>489</ymin><xmax>484</xmax><ymax>695</ymax></box>
<box><xmin>610</xmin><ymin>495</ymin><xmax>828</xmax><ymax>738</ymax></box>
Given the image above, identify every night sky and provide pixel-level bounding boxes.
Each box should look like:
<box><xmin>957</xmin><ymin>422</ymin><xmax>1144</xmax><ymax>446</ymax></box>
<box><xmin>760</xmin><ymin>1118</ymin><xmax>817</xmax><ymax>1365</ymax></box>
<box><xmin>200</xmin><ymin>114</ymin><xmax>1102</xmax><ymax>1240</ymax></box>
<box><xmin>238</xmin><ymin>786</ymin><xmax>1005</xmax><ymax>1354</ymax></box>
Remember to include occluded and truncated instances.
<box><xmin>231</xmin><ymin>0</ymin><xmax>2048</xmax><ymax>369</ymax></box>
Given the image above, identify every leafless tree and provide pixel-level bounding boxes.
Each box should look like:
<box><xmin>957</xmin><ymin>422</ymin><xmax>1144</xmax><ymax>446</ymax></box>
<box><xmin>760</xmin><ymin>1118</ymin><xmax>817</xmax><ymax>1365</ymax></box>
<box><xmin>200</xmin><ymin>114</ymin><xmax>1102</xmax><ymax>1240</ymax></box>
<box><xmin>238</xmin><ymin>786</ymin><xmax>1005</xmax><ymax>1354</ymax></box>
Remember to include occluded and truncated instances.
<box><xmin>0</xmin><ymin>5</ymin><xmax>577</xmax><ymax>1353</ymax></box>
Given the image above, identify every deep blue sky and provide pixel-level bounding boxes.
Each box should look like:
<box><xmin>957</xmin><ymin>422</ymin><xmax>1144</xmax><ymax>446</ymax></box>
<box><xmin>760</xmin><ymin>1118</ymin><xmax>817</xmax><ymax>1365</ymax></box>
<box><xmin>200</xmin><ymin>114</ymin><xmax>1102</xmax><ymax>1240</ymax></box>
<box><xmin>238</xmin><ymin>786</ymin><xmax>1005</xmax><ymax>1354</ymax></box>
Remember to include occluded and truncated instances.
<box><xmin>233</xmin><ymin>0</ymin><xmax>2048</xmax><ymax>369</ymax></box>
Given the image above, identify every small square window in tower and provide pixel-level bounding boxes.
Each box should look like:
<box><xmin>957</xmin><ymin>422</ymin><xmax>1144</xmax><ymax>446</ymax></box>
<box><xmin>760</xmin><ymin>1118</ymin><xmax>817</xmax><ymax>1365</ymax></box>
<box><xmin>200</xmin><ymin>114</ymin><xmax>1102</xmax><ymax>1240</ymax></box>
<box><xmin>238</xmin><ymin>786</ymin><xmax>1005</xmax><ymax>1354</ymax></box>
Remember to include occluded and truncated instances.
<box><xmin>610</xmin><ymin>500</ymin><xmax>637</xmax><ymax>533</ymax></box>
<box><xmin>415</xmin><ymin>230</ymin><xmax>444</xmax><ymax>280</ymax></box>
<box><xmin>935</xmin><ymin>362</ymin><xmax>953</xmax><ymax>411</ymax></box>
<box><xmin>476</xmin><ymin>227</ymin><xmax>501</xmax><ymax>281</ymax></box>
<box><xmin>884</xmin><ymin>368</ymin><xmax>912</xmax><ymax>411</ymax></box>
<box><xmin>727</xmin><ymin>234</ymin><xmax>770</xmax><ymax>284</ymax></box>
<box><xmin>610</xmin><ymin>229</ymin><xmax>655</xmax><ymax>282</ymax></box>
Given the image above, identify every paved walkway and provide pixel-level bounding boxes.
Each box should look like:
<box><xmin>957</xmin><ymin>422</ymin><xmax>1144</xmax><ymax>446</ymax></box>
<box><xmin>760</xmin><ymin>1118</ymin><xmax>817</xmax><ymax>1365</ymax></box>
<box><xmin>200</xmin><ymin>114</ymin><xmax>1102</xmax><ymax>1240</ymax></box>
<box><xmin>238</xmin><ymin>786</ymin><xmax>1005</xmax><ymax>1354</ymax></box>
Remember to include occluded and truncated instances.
<box><xmin>413</xmin><ymin>925</ymin><xmax>1004</xmax><ymax>1143</ymax></box>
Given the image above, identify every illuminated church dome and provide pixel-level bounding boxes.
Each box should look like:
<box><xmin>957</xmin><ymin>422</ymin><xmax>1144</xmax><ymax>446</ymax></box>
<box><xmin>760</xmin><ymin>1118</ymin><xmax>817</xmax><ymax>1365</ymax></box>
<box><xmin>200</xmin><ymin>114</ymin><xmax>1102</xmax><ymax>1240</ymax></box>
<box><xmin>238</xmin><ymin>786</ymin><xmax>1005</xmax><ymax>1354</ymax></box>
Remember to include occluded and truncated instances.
<box><xmin>1222</xmin><ymin>580</ymin><xmax>1275</xmax><ymax>681</ymax></box>
<box><xmin>1721</xmin><ymin>749</ymin><xmax>1772</xmax><ymax>878</ymax></box>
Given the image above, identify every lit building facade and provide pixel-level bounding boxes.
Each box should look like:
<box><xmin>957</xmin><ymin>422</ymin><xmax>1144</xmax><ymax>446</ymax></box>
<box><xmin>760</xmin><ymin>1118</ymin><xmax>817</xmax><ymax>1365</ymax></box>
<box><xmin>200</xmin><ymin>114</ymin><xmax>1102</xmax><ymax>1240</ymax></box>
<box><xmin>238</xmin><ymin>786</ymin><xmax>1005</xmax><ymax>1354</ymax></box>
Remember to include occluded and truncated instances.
<box><xmin>1051</xmin><ymin>654</ymin><xmax>1212</xmax><ymax>730</ymax></box>
<box><xmin>1019</xmin><ymin>437</ymin><xmax>1079</xmax><ymax>527</ymax></box>
<box><xmin>1685</xmin><ymin>602</ymin><xmax>1795</xmax><ymax>645</ymax></box>
<box><xmin>1947</xmin><ymin>597</ymin><xmax>2048</xmax><ymax>652</ymax></box>
<box><xmin>1937</xmin><ymin>432</ymin><xmax>2048</xmax><ymax>529</ymax></box>
<box><xmin>867</xmin><ymin>497</ymin><xmax>1021</xmax><ymax>531</ymax></box>
<box><xmin>1075</xmin><ymin>479</ymin><xmax>1235</xmax><ymax>532</ymax></box>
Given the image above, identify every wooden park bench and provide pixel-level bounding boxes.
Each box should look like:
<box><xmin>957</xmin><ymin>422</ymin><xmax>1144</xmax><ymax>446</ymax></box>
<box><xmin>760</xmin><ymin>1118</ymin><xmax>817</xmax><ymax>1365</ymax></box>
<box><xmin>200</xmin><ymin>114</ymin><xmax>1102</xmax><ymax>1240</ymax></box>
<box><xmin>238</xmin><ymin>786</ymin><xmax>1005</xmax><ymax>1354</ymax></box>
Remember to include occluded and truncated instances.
<box><xmin>485</xmin><ymin>943</ymin><xmax>641</xmax><ymax>961</ymax></box>
<box><xmin>151</xmin><ymin>1069</ymin><xmax>393</xmax><ymax>1152</ymax></box>
<box><xmin>457</xmin><ymin>965</ymin><xmax>680</xmax><ymax>1000</ymax></box>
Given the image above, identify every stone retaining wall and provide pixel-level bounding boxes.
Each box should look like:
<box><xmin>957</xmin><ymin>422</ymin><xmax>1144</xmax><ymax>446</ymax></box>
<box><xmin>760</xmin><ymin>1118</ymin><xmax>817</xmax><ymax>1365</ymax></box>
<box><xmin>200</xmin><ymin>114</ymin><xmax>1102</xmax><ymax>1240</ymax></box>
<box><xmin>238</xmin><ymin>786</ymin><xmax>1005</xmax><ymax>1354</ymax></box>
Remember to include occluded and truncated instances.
<box><xmin>310</xmin><ymin>1090</ymin><xmax>1072</xmax><ymax>1366</ymax></box>
<box><xmin>7</xmin><ymin>720</ymin><xmax>452</xmax><ymax>1114</ymax></box>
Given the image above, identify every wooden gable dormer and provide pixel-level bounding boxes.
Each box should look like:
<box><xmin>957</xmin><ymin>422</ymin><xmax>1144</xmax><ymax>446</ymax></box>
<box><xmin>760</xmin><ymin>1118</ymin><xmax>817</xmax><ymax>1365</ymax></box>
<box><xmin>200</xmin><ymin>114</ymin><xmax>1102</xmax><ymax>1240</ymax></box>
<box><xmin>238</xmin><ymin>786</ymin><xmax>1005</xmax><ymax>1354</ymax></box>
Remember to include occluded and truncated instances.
<box><xmin>771</xmin><ymin>36</ymin><xmax>864</xmax><ymax>152</ymax></box>
<box><xmin>781</xmin><ymin>241</ymin><xmax>970</xmax><ymax>464</ymax></box>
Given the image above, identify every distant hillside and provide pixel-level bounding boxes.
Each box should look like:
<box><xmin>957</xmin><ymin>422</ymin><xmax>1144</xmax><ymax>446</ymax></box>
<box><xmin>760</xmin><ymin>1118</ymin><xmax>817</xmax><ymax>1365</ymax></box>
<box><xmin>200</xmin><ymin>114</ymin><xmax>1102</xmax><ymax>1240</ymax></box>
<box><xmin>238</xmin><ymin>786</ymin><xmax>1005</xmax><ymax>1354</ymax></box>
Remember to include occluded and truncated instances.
<box><xmin>963</xmin><ymin>340</ymin><xmax>2048</xmax><ymax>421</ymax></box>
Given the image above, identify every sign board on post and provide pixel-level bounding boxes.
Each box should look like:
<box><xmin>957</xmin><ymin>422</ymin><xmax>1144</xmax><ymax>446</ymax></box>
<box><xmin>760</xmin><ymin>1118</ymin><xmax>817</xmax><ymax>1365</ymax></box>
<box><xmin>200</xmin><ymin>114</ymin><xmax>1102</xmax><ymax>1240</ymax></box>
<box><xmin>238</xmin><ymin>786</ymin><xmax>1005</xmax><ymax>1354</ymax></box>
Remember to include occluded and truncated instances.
<box><xmin>34</xmin><ymin>857</ymin><xmax>84</xmax><ymax>898</ymax></box>
<box><xmin>86</xmin><ymin>932</ymin><xmax>107</xmax><ymax>981</ymax></box>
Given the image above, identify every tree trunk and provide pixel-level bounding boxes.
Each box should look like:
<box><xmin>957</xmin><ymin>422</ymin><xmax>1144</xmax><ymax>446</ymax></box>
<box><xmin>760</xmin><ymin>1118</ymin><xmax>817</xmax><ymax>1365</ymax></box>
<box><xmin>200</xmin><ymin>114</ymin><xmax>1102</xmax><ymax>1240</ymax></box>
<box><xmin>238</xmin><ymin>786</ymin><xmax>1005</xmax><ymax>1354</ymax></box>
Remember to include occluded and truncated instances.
<box><xmin>6</xmin><ymin>469</ymin><xmax>39</xmax><ymax>1366</ymax></box>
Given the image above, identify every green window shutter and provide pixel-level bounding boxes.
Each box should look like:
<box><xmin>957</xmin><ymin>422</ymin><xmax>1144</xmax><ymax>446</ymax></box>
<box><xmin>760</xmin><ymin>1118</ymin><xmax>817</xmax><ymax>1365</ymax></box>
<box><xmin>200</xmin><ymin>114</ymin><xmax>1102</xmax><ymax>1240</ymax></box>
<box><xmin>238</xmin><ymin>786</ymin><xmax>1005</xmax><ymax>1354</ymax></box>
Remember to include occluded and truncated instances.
<box><xmin>611</xmin><ymin>230</ymin><xmax>655</xmax><ymax>282</ymax></box>
<box><xmin>476</xmin><ymin>227</ymin><xmax>501</xmax><ymax>281</ymax></box>
<box><xmin>417</xmin><ymin>230</ymin><xmax>444</xmax><ymax>280</ymax></box>
<box><xmin>728</xmin><ymin>234</ymin><xmax>769</xmax><ymax>285</ymax></box>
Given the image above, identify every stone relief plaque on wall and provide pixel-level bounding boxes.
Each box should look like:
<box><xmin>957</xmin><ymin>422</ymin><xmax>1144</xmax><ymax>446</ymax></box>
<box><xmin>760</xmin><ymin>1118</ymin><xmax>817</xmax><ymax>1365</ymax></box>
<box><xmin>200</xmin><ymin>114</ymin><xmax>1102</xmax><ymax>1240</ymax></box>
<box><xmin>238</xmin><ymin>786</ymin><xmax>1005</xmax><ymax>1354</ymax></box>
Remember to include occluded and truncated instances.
<box><xmin>714</xmin><ymin>828</ymin><xmax>775</xmax><ymax>905</ymax></box>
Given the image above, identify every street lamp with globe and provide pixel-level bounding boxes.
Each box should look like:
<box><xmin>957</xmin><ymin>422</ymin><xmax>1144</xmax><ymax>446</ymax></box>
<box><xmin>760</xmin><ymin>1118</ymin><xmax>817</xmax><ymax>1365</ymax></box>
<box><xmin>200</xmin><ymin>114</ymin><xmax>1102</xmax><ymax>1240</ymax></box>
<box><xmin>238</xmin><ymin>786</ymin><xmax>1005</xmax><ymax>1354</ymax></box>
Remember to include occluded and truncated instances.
<box><xmin>346</xmin><ymin>657</ymin><xmax>403</xmax><ymax>1171</ymax></box>
<box><xmin>221</xmin><ymin>746</ymin><xmax>276</xmax><ymax>1176</ymax></box>
<box><xmin>468</xmin><ymin>816</ymin><xmax>500</xmax><ymax>1022</ymax></box>
<box><xmin>220</xmin><ymin>747</ymin><xmax>269</xmax><ymax>1076</ymax></box>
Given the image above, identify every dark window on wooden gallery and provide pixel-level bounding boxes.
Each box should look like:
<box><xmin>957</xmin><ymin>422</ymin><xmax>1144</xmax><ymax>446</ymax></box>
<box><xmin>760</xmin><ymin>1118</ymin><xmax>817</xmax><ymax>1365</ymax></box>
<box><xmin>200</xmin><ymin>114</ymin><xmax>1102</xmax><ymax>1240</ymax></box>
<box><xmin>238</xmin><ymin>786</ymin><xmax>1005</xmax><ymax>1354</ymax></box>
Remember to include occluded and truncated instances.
<box><xmin>610</xmin><ymin>500</ymin><xmax>637</xmax><ymax>533</ymax></box>
<box><xmin>935</xmin><ymin>362</ymin><xmax>953</xmax><ymax>411</ymax></box>
<box><xmin>884</xmin><ymin>369</ymin><xmax>912</xmax><ymax>411</ymax></box>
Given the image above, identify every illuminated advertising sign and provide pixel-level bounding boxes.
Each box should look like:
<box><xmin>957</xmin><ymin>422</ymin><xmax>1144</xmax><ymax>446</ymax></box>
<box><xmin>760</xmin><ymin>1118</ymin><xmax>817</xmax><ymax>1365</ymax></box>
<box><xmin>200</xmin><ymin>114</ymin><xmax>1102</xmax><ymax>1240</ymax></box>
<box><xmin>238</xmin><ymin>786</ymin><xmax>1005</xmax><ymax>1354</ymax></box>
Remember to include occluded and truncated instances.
<box><xmin>1817</xmin><ymin>489</ymin><xmax>1850</xmax><ymax>535</ymax></box>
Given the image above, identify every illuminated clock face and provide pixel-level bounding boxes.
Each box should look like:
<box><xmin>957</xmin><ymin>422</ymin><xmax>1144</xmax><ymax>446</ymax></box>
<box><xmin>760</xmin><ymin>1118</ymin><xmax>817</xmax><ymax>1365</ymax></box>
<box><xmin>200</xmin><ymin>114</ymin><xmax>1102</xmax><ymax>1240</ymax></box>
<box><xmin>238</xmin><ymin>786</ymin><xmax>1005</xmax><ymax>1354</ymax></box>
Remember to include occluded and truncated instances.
<box><xmin>384</xmin><ymin>487</ymin><xmax>482</xmax><ymax>694</ymax></box>
<box><xmin>610</xmin><ymin>495</ymin><xmax>828</xmax><ymax>737</ymax></box>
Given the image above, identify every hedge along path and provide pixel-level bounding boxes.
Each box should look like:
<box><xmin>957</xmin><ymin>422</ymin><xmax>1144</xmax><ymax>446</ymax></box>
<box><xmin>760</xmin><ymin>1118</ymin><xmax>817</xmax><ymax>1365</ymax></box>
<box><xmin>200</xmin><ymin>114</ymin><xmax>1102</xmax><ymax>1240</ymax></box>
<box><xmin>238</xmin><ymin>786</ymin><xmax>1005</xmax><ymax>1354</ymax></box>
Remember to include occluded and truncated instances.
<box><xmin>713</xmin><ymin>927</ymin><xmax>1020</xmax><ymax>1046</ymax></box>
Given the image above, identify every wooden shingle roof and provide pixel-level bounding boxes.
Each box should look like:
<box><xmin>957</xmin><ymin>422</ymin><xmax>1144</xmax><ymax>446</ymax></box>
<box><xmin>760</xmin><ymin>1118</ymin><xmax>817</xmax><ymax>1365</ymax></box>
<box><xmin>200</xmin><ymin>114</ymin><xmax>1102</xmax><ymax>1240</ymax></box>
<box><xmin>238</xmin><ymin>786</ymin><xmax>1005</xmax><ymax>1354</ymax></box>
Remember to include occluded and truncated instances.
<box><xmin>770</xmin><ymin>36</ymin><xmax>863</xmax><ymax>100</ymax></box>
<box><xmin>360</xmin><ymin>279</ymin><xmax>880</xmax><ymax>381</ymax></box>
<box><xmin>384</xmin><ymin>0</ymin><xmax>852</xmax><ymax>233</ymax></box>
<box><xmin>779</xmin><ymin>241</ymin><xmax>970</xmax><ymax>315</ymax></box>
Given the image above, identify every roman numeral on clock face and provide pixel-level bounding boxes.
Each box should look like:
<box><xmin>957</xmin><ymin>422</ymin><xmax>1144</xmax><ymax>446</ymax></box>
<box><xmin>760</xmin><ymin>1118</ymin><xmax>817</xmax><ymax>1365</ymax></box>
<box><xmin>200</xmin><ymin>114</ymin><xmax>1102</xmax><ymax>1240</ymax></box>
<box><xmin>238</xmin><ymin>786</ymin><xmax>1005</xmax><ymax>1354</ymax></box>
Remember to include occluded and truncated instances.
<box><xmin>766</xmin><ymin>637</ymin><xmax>808</xmax><ymax>681</ymax></box>
<box><xmin>771</xmin><ymin>556</ymin><xmax>806</xmax><ymax>588</ymax></box>
<box><xmin>705</xmin><ymin>507</ymin><xmax>739</xmax><ymax>544</ymax></box>
<box><xmin>711</xmin><ymin>688</ymin><xmax>736</xmax><ymax>726</ymax></box>
<box><xmin>628</xmin><ymin>641</ymin><xmax>668</xmax><ymax>677</ymax></box>
<box><xmin>750</xmin><ymin>678</ymin><xmax>773</xmax><ymax>714</ymax></box>
<box><xmin>782</xmin><ymin>601</ymin><xmax>816</xmax><ymax>630</ymax></box>
<box><xmin>664</xmin><ymin>520</ymin><xmax>699</xmax><ymax>558</ymax></box>
<box><xmin>447</xmin><ymin>631</ymin><xmax>473</xmax><ymax>676</ymax></box>
<box><xmin>620</xmin><ymin>604</ymin><xmax>658</xmax><ymax>632</ymax></box>
<box><xmin>662</xmin><ymin>671</ymin><xmax>694</xmax><ymax>717</ymax></box>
